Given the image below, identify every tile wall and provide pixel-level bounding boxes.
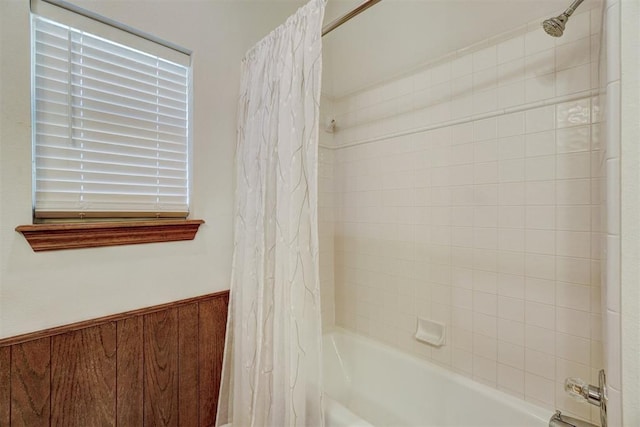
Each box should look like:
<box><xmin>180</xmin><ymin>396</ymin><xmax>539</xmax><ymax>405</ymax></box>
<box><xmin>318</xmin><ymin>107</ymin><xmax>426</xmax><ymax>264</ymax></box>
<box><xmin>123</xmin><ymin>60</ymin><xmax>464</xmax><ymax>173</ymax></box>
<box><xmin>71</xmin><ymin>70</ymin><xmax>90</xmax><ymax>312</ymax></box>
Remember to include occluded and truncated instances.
<box><xmin>319</xmin><ymin>96</ymin><xmax>336</xmax><ymax>329</ymax></box>
<box><xmin>321</xmin><ymin>6</ymin><xmax>608</xmax><ymax>424</ymax></box>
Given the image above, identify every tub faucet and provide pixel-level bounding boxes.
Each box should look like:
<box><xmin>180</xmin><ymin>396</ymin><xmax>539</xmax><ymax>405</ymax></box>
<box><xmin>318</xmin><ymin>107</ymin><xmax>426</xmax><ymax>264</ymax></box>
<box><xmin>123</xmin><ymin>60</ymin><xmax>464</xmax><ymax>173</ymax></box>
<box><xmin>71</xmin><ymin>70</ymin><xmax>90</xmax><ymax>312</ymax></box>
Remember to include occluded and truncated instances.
<box><xmin>549</xmin><ymin>411</ymin><xmax>597</xmax><ymax>427</ymax></box>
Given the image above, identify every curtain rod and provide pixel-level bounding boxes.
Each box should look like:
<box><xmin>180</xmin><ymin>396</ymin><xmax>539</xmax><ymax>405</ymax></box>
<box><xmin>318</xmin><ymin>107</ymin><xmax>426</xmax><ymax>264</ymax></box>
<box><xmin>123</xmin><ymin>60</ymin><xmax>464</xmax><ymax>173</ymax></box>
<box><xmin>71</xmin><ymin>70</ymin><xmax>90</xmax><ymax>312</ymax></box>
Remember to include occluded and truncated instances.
<box><xmin>322</xmin><ymin>0</ymin><xmax>382</xmax><ymax>36</ymax></box>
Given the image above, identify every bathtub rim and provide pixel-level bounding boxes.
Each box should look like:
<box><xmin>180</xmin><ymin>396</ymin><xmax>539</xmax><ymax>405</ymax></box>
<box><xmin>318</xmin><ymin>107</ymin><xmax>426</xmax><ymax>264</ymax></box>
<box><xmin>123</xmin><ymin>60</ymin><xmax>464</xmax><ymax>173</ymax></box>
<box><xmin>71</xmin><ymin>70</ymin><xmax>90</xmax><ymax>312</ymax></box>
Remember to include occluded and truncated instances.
<box><xmin>323</xmin><ymin>326</ymin><xmax>552</xmax><ymax>425</ymax></box>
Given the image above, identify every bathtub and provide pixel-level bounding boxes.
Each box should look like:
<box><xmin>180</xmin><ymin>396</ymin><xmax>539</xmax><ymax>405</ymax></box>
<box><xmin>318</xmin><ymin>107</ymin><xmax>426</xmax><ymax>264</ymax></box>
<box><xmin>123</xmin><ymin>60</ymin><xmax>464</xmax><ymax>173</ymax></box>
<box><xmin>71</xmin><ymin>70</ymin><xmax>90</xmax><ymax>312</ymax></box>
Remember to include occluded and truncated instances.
<box><xmin>323</xmin><ymin>328</ymin><xmax>549</xmax><ymax>427</ymax></box>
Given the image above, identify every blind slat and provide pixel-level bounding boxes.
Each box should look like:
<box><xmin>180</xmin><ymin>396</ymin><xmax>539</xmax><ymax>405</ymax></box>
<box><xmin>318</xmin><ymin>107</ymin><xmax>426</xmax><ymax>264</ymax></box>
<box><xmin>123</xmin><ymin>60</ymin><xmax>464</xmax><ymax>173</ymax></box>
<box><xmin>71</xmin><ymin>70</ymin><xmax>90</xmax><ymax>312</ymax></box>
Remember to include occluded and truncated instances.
<box><xmin>33</xmin><ymin>16</ymin><xmax>191</xmax><ymax>216</ymax></box>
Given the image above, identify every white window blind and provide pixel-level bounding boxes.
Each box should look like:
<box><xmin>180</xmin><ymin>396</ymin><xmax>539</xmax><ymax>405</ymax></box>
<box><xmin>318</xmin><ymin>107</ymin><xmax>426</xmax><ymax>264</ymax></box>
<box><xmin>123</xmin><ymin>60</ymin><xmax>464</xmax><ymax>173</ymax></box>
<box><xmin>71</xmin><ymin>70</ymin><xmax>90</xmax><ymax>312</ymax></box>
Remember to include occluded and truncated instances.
<box><xmin>32</xmin><ymin>16</ymin><xmax>191</xmax><ymax>219</ymax></box>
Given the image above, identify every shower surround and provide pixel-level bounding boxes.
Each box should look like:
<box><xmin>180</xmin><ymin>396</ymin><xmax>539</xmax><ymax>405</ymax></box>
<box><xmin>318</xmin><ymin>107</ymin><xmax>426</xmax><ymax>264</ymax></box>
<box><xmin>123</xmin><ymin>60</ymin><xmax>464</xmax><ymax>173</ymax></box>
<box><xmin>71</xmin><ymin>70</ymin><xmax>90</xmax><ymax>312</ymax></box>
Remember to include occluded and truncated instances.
<box><xmin>320</xmin><ymin>5</ymin><xmax>606</xmax><ymax>425</ymax></box>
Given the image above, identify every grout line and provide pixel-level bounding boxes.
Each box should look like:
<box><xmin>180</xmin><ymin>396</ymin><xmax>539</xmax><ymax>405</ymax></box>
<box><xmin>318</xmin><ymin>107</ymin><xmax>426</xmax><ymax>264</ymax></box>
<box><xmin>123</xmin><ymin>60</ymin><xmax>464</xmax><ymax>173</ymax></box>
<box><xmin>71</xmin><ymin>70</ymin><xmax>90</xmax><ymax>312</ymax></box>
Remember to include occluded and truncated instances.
<box><xmin>320</xmin><ymin>90</ymin><xmax>598</xmax><ymax>151</ymax></box>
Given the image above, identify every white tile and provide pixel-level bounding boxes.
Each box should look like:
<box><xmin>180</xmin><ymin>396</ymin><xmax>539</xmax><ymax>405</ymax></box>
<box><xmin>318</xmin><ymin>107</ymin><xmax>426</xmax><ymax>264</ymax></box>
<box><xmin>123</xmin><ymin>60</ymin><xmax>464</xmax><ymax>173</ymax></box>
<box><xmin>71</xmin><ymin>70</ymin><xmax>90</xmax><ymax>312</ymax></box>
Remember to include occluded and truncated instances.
<box><xmin>525</xmin><ymin>105</ymin><xmax>556</xmax><ymax>134</ymax></box>
<box><xmin>556</xmin><ymin>126</ymin><xmax>590</xmax><ymax>153</ymax></box>
<box><xmin>499</xmin><ymin>159</ymin><xmax>525</xmax><ymax>183</ymax></box>
<box><xmin>473</xmin><ymin>333</ymin><xmax>497</xmax><ymax>359</ymax></box>
<box><xmin>555</xmin><ymin>332</ymin><xmax>590</xmax><ymax>365</ymax></box>
<box><xmin>525</xmin><ymin>373</ymin><xmax>555</xmax><ymax>405</ymax></box>
<box><xmin>473</xmin><ymin>88</ymin><xmax>497</xmax><ymax>115</ymax></box>
<box><xmin>555</xmin><ymin>37</ymin><xmax>591</xmax><ymax>71</ymax></box>
<box><xmin>498</xmin><ymin>341</ymin><xmax>525</xmax><ymax>369</ymax></box>
<box><xmin>556</xmin><ymin>231</ymin><xmax>591</xmax><ymax>258</ymax></box>
<box><xmin>525</xmin><ymin>348</ymin><xmax>555</xmax><ymax>380</ymax></box>
<box><xmin>525</xmin><ymin>48</ymin><xmax>555</xmax><ymax>79</ymax></box>
<box><xmin>556</xmin><ymin>98</ymin><xmax>591</xmax><ymax>129</ymax></box>
<box><xmin>473</xmin><ymin>46</ymin><xmax>497</xmax><ymax>71</ymax></box>
<box><xmin>453</xmin><ymin>122</ymin><xmax>474</xmax><ymax>145</ymax></box>
<box><xmin>474</xmin><ymin>206</ymin><xmax>498</xmax><ymax>228</ymax></box>
<box><xmin>499</xmin><ymin>182</ymin><xmax>526</xmax><ymax>205</ymax></box>
<box><xmin>524</xmin><ymin>29</ymin><xmax>555</xmax><ymax>56</ymax></box>
<box><xmin>498</xmin><ymin>112</ymin><xmax>525</xmax><ymax>137</ymax></box>
<box><xmin>474</xmin><ymin>291</ymin><xmax>498</xmax><ymax>316</ymax></box>
<box><xmin>556</xmin><ymin>307</ymin><xmax>590</xmax><ymax>338</ymax></box>
<box><xmin>556</xmin><ymin>179</ymin><xmax>591</xmax><ymax>205</ymax></box>
<box><xmin>556</xmin><ymin>152</ymin><xmax>591</xmax><ymax>180</ymax></box>
<box><xmin>452</xmin><ymin>54</ymin><xmax>473</xmax><ymax>79</ymax></box>
<box><xmin>499</xmin><ymin>206</ymin><xmax>525</xmax><ymax>228</ymax></box>
<box><xmin>525</xmin><ymin>277</ymin><xmax>555</xmax><ymax>305</ymax></box>
<box><xmin>498</xmin><ymin>36</ymin><xmax>524</xmax><ymax>64</ymax></box>
<box><xmin>556</xmin><ymin>282</ymin><xmax>591</xmax><ymax>311</ymax></box>
<box><xmin>556</xmin><ymin>256</ymin><xmax>591</xmax><ymax>286</ymax></box>
<box><xmin>498</xmin><ymin>135</ymin><xmax>525</xmax><ymax>160</ymax></box>
<box><xmin>556</xmin><ymin>63</ymin><xmax>591</xmax><ymax>97</ymax></box>
<box><xmin>474</xmin><ymin>161</ymin><xmax>498</xmax><ymax>184</ymax></box>
<box><xmin>556</xmin><ymin>206</ymin><xmax>590</xmax><ymax>231</ymax></box>
<box><xmin>498</xmin><ymin>251</ymin><xmax>525</xmax><ymax>276</ymax></box>
<box><xmin>498</xmin><ymin>81</ymin><xmax>526</xmax><ymax>109</ymax></box>
<box><xmin>473</xmin><ymin>270</ymin><xmax>498</xmax><ymax>294</ymax></box>
<box><xmin>526</xmin><ymin>181</ymin><xmax>556</xmax><ymax>205</ymax></box>
<box><xmin>498</xmin><ymin>58</ymin><xmax>525</xmax><ymax>86</ymax></box>
<box><xmin>473</xmin><ymin>312</ymin><xmax>498</xmax><ymax>338</ymax></box>
<box><xmin>525</xmin><ymin>131</ymin><xmax>555</xmax><ymax>157</ymax></box>
<box><xmin>473</xmin><ymin>67</ymin><xmax>497</xmax><ymax>91</ymax></box>
<box><xmin>525</xmin><ymin>253</ymin><xmax>555</xmax><ymax>280</ymax></box>
<box><xmin>431</xmin><ymin>61</ymin><xmax>452</xmax><ymax>85</ymax></box>
<box><xmin>474</xmin><ymin>117</ymin><xmax>498</xmax><ymax>141</ymax></box>
<box><xmin>525</xmin><ymin>74</ymin><xmax>556</xmax><ymax>103</ymax></box>
<box><xmin>453</xmin><ymin>348</ymin><xmax>473</xmax><ymax>374</ymax></box>
<box><xmin>525</xmin><ymin>206</ymin><xmax>555</xmax><ymax>230</ymax></box>
<box><xmin>526</xmin><ymin>229</ymin><xmax>556</xmax><ymax>255</ymax></box>
<box><xmin>473</xmin><ymin>354</ymin><xmax>497</xmax><ymax>384</ymax></box>
<box><xmin>499</xmin><ymin>229</ymin><xmax>525</xmax><ymax>252</ymax></box>
<box><xmin>497</xmin><ymin>274</ymin><xmax>525</xmax><ymax>299</ymax></box>
<box><xmin>525</xmin><ymin>301</ymin><xmax>555</xmax><ymax>330</ymax></box>
<box><xmin>474</xmin><ymin>140</ymin><xmax>498</xmax><ymax>163</ymax></box>
<box><xmin>525</xmin><ymin>324</ymin><xmax>556</xmax><ymax>355</ymax></box>
<box><xmin>498</xmin><ymin>296</ymin><xmax>524</xmax><ymax>322</ymax></box>
<box><xmin>498</xmin><ymin>363</ymin><xmax>525</xmax><ymax>394</ymax></box>
<box><xmin>526</xmin><ymin>156</ymin><xmax>555</xmax><ymax>181</ymax></box>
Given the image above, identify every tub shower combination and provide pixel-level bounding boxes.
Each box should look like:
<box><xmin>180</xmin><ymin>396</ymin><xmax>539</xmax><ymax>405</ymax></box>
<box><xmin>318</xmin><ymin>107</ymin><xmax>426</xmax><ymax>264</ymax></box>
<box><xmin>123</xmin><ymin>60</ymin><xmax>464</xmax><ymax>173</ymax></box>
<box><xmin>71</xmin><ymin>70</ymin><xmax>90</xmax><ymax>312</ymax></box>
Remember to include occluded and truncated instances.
<box><xmin>221</xmin><ymin>0</ymin><xmax>610</xmax><ymax>426</ymax></box>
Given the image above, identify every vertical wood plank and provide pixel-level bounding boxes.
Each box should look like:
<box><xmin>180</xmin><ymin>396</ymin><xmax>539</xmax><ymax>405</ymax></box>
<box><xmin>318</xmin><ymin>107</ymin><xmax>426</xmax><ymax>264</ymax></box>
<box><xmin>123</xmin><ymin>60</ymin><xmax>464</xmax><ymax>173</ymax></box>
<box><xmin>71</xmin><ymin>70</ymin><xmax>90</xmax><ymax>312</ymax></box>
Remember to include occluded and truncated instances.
<box><xmin>144</xmin><ymin>308</ymin><xmax>179</xmax><ymax>427</ymax></box>
<box><xmin>198</xmin><ymin>295</ymin><xmax>228</xmax><ymax>427</ymax></box>
<box><xmin>51</xmin><ymin>323</ymin><xmax>117</xmax><ymax>426</ymax></box>
<box><xmin>11</xmin><ymin>337</ymin><xmax>50</xmax><ymax>427</ymax></box>
<box><xmin>0</xmin><ymin>346</ymin><xmax>11</xmax><ymax>426</ymax></box>
<box><xmin>178</xmin><ymin>303</ymin><xmax>199</xmax><ymax>426</ymax></box>
<box><xmin>117</xmin><ymin>316</ymin><xmax>144</xmax><ymax>426</ymax></box>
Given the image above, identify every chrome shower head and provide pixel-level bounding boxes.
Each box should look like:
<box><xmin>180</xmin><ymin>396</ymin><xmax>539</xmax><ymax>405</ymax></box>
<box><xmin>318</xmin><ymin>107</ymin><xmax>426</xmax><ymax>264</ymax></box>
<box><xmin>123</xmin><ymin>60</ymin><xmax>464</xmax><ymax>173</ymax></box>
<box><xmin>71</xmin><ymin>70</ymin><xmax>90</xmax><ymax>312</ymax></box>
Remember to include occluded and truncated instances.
<box><xmin>542</xmin><ymin>13</ymin><xmax>569</xmax><ymax>37</ymax></box>
<box><xmin>541</xmin><ymin>0</ymin><xmax>584</xmax><ymax>37</ymax></box>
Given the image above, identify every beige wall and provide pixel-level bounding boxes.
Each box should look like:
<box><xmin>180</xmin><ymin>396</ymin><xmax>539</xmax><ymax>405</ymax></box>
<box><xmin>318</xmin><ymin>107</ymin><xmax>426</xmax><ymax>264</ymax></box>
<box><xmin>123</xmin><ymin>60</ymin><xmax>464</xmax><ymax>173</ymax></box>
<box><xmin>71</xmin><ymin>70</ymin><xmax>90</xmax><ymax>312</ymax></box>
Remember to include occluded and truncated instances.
<box><xmin>620</xmin><ymin>0</ymin><xmax>640</xmax><ymax>425</ymax></box>
<box><xmin>0</xmin><ymin>0</ymin><xmax>303</xmax><ymax>339</ymax></box>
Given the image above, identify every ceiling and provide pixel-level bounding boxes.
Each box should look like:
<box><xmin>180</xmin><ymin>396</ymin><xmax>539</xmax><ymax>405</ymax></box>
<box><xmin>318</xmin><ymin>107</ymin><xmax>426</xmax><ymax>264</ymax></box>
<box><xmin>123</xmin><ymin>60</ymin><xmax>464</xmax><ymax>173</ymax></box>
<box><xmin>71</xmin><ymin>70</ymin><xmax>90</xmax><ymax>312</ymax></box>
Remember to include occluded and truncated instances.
<box><xmin>322</xmin><ymin>0</ymin><xmax>601</xmax><ymax>98</ymax></box>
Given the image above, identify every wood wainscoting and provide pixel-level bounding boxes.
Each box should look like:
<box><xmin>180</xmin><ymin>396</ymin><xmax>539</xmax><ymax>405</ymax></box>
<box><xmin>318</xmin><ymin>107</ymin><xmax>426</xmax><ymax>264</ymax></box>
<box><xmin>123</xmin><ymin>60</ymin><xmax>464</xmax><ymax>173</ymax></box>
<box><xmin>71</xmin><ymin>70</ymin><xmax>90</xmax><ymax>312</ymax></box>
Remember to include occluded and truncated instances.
<box><xmin>0</xmin><ymin>291</ymin><xmax>229</xmax><ymax>427</ymax></box>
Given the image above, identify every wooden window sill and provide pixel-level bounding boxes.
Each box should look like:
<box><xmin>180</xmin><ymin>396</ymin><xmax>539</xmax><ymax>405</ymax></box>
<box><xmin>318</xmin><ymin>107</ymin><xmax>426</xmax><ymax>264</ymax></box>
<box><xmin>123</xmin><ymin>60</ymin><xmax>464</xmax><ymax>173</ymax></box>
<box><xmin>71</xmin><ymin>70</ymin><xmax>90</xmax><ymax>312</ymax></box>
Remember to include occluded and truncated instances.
<box><xmin>15</xmin><ymin>220</ymin><xmax>204</xmax><ymax>252</ymax></box>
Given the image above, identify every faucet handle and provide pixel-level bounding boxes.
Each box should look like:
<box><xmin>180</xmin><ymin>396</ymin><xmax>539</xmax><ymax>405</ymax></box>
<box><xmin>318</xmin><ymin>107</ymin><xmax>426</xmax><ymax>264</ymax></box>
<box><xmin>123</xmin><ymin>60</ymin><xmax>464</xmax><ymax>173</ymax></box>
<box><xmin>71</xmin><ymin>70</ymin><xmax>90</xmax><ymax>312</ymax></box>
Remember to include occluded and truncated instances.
<box><xmin>564</xmin><ymin>377</ymin><xmax>590</xmax><ymax>402</ymax></box>
<box><xmin>562</xmin><ymin>370</ymin><xmax>607</xmax><ymax>427</ymax></box>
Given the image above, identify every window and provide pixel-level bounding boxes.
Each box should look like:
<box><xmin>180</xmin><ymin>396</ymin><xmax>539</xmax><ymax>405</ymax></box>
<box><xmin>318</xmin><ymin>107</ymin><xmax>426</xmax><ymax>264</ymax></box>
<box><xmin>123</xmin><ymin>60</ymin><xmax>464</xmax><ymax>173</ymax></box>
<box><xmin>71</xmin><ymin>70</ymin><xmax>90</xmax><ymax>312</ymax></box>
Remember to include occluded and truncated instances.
<box><xmin>32</xmin><ymin>14</ymin><xmax>191</xmax><ymax>220</ymax></box>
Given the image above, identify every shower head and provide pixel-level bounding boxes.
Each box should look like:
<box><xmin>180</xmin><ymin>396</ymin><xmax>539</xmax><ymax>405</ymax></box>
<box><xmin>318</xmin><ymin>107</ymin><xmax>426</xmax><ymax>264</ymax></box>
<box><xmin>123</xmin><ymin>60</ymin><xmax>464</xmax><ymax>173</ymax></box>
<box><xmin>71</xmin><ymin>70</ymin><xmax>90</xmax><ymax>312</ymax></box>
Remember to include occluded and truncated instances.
<box><xmin>542</xmin><ymin>0</ymin><xmax>585</xmax><ymax>37</ymax></box>
<box><xmin>542</xmin><ymin>13</ymin><xmax>569</xmax><ymax>37</ymax></box>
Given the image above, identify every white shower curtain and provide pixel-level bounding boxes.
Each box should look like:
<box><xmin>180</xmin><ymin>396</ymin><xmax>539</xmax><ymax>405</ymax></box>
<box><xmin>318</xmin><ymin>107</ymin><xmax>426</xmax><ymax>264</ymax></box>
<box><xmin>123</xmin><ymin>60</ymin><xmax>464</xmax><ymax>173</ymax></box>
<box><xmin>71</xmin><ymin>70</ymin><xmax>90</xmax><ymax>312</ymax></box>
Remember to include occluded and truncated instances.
<box><xmin>216</xmin><ymin>0</ymin><xmax>326</xmax><ymax>426</ymax></box>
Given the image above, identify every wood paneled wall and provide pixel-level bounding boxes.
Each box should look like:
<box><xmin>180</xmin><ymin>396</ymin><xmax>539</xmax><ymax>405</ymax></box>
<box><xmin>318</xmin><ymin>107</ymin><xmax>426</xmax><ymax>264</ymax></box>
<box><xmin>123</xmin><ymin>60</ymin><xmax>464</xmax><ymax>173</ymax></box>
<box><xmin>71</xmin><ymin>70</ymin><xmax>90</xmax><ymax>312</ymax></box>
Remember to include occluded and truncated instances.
<box><xmin>0</xmin><ymin>291</ymin><xmax>229</xmax><ymax>427</ymax></box>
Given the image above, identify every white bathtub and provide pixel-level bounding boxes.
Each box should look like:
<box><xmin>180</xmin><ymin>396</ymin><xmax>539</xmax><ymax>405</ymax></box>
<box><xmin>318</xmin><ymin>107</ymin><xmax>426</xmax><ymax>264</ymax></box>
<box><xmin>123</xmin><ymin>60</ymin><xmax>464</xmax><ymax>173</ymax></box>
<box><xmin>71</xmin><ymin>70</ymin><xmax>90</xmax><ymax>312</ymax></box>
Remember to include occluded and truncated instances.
<box><xmin>323</xmin><ymin>329</ymin><xmax>550</xmax><ymax>427</ymax></box>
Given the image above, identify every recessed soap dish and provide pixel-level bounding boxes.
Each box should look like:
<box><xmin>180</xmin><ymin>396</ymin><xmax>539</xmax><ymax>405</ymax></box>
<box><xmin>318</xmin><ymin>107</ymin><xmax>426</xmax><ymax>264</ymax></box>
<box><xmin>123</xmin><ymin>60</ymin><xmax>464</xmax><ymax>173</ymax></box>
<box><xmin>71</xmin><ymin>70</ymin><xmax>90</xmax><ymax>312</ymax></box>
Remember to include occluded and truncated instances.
<box><xmin>415</xmin><ymin>317</ymin><xmax>446</xmax><ymax>347</ymax></box>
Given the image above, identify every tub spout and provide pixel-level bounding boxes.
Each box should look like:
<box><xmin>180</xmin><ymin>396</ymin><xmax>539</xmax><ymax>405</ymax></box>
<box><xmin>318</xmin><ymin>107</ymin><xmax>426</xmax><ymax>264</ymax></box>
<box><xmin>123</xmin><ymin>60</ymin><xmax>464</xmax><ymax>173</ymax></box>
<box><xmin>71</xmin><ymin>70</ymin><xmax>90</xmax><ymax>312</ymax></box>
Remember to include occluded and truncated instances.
<box><xmin>549</xmin><ymin>410</ymin><xmax>597</xmax><ymax>427</ymax></box>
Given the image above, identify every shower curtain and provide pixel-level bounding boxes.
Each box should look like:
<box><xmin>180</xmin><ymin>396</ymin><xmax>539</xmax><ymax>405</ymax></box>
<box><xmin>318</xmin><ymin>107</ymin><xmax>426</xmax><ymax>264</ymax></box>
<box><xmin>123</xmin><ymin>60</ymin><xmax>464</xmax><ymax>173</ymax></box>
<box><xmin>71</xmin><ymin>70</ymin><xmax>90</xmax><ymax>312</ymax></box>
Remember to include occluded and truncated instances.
<box><xmin>216</xmin><ymin>0</ymin><xmax>326</xmax><ymax>426</ymax></box>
